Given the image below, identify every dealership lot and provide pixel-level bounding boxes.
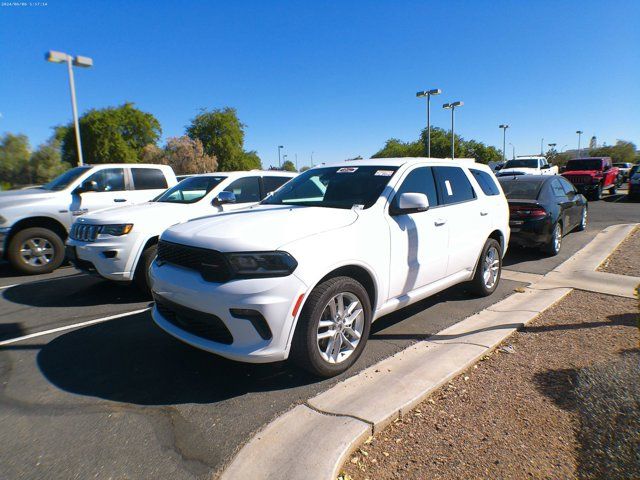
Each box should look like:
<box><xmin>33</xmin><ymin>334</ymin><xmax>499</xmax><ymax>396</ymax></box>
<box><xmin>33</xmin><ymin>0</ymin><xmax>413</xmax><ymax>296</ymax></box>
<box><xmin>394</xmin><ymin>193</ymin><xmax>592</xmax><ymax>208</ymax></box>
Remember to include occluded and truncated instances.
<box><xmin>0</xmin><ymin>194</ymin><xmax>638</xmax><ymax>479</ymax></box>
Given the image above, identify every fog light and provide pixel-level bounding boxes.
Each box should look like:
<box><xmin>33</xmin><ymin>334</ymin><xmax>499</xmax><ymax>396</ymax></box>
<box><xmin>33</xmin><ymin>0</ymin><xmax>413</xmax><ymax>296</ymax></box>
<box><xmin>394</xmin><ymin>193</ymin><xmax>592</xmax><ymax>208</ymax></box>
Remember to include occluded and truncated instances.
<box><xmin>230</xmin><ymin>308</ymin><xmax>272</xmax><ymax>340</ymax></box>
<box><xmin>102</xmin><ymin>250</ymin><xmax>117</xmax><ymax>259</ymax></box>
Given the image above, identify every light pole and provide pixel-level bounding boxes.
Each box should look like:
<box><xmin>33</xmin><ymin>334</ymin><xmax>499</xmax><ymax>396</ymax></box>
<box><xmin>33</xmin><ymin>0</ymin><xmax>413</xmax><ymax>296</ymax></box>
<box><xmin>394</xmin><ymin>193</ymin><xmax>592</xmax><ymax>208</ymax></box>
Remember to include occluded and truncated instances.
<box><xmin>442</xmin><ymin>101</ymin><xmax>463</xmax><ymax>159</ymax></box>
<box><xmin>509</xmin><ymin>142</ymin><xmax>515</xmax><ymax>160</ymax></box>
<box><xmin>540</xmin><ymin>138</ymin><xmax>544</xmax><ymax>155</ymax></box>
<box><xmin>416</xmin><ymin>88</ymin><xmax>441</xmax><ymax>157</ymax></box>
<box><xmin>45</xmin><ymin>50</ymin><xmax>93</xmax><ymax>166</ymax></box>
<box><xmin>310</xmin><ymin>151</ymin><xmax>314</xmax><ymax>167</ymax></box>
<box><xmin>499</xmin><ymin>124</ymin><xmax>509</xmax><ymax>163</ymax></box>
<box><xmin>560</xmin><ymin>144</ymin><xmax>568</xmax><ymax>153</ymax></box>
<box><xmin>548</xmin><ymin>143</ymin><xmax>557</xmax><ymax>150</ymax></box>
<box><xmin>277</xmin><ymin>145</ymin><xmax>284</xmax><ymax>168</ymax></box>
<box><xmin>576</xmin><ymin>130</ymin><xmax>583</xmax><ymax>157</ymax></box>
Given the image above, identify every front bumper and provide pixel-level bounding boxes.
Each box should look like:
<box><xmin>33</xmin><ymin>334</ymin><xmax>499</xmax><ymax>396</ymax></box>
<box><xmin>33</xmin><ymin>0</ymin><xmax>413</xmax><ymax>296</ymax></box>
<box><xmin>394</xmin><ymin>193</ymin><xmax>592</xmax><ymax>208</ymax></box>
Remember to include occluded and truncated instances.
<box><xmin>508</xmin><ymin>217</ymin><xmax>552</xmax><ymax>247</ymax></box>
<box><xmin>66</xmin><ymin>233</ymin><xmax>146</xmax><ymax>282</ymax></box>
<box><xmin>150</xmin><ymin>261</ymin><xmax>308</xmax><ymax>363</ymax></box>
<box><xmin>0</xmin><ymin>227</ymin><xmax>10</xmax><ymax>257</ymax></box>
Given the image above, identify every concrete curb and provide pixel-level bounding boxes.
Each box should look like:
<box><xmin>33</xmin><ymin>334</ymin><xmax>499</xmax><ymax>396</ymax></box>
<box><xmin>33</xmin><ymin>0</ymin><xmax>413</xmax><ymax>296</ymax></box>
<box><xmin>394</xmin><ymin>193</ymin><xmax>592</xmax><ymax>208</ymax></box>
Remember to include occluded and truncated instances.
<box><xmin>219</xmin><ymin>223</ymin><xmax>638</xmax><ymax>480</ymax></box>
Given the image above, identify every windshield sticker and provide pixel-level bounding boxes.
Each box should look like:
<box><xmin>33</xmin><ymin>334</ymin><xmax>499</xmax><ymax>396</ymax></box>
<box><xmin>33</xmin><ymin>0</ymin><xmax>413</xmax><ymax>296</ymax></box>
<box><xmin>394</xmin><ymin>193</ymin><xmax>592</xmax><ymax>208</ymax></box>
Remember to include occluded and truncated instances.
<box><xmin>337</xmin><ymin>167</ymin><xmax>358</xmax><ymax>173</ymax></box>
<box><xmin>374</xmin><ymin>170</ymin><xmax>394</xmax><ymax>177</ymax></box>
<box><xmin>445</xmin><ymin>180</ymin><xmax>453</xmax><ymax>196</ymax></box>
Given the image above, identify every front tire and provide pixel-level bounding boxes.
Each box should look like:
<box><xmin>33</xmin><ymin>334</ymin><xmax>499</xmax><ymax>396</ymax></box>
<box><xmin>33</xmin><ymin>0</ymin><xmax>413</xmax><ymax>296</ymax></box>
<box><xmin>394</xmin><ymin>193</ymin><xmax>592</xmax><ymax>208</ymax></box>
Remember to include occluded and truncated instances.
<box><xmin>469</xmin><ymin>238</ymin><xmax>502</xmax><ymax>297</ymax></box>
<box><xmin>7</xmin><ymin>227</ymin><xmax>65</xmax><ymax>275</ymax></box>
<box><xmin>134</xmin><ymin>243</ymin><xmax>157</xmax><ymax>295</ymax></box>
<box><xmin>576</xmin><ymin>206</ymin><xmax>587</xmax><ymax>231</ymax></box>
<box><xmin>591</xmin><ymin>184</ymin><xmax>603</xmax><ymax>201</ymax></box>
<box><xmin>290</xmin><ymin>276</ymin><xmax>371</xmax><ymax>377</ymax></box>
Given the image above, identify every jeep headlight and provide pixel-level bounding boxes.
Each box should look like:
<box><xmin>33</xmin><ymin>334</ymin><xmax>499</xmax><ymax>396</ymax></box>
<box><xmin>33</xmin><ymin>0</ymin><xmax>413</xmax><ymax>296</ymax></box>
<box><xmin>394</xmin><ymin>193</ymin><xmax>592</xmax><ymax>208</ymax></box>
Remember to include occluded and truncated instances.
<box><xmin>226</xmin><ymin>251</ymin><xmax>297</xmax><ymax>278</ymax></box>
<box><xmin>100</xmin><ymin>224</ymin><xmax>134</xmax><ymax>236</ymax></box>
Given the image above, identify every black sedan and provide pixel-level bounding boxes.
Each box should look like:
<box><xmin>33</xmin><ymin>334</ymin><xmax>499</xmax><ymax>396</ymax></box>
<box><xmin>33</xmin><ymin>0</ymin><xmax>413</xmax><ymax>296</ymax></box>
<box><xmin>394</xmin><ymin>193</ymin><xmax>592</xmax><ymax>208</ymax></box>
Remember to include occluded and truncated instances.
<box><xmin>498</xmin><ymin>175</ymin><xmax>588</xmax><ymax>255</ymax></box>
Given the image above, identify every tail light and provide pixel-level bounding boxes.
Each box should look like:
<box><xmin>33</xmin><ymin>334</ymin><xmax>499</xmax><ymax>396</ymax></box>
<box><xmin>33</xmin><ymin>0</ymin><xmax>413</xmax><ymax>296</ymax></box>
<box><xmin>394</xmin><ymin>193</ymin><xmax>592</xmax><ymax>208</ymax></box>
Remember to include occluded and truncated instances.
<box><xmin>509</xmin><ymin>205</ymin><xmax>547</xmax><ymax>219</ymax></box>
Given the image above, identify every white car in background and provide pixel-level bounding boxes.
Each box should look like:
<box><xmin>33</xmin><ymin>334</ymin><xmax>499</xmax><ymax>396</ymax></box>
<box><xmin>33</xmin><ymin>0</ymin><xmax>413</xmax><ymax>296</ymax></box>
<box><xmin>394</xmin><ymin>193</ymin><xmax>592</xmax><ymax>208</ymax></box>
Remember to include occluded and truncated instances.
<box><xmin>497</xmin><ymin>156</ymin><xmax>558</xmax><ymax>177</ymax></box>
<box><xmin>0</xmin><ymin>163</ymin><xmax>177</xmax><ymax>274</ymax></box>
<box><xmin>149</xmin><ymin>158</ymin><xmax>510</xmax><ymax>377</ymax></box>
<box><xmin>66</xmin><ymin>171</ymin><xmax>296</xmax><ymax>292</ymax></box>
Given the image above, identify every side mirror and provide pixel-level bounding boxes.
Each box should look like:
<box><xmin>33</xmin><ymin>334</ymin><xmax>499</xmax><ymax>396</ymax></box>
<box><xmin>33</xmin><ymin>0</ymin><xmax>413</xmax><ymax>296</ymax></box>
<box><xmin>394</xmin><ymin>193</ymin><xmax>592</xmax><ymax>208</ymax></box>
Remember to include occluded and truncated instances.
<box><xmin>392</xmin><ymin>192</ymin><xmax>430</xmax><ymax>215</ymax></box>
<box><xmin>212</xmin><ymin>191</ymin><xmax>237</xmax><ymax>206</ymax></box>
<box><xmin>541</xmin><ymin>164</ymin><xmax>550</xmax><ymax>169</ymax></box>
<box><xmin>76</xmin><ymin>180</ymin><xmax>98</xmax><ymax>194</ymax></box>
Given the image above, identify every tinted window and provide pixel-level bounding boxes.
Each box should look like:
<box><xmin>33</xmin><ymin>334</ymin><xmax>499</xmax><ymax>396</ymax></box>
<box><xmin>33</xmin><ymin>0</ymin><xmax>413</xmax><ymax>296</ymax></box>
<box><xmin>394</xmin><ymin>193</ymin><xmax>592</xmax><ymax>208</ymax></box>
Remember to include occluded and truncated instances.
<box><xmin>558</xmin><ymin>177</ymin><xmax>576</xmax><ymax>195</ymax></box>
<box><xmin>565</xmin><ymin>159</ymin><xmax>602</xmax><ymax>171</ymax></box>
<box><xmin>85</xmin><ymin>168</ymin><xmax>125</xmax><ymax>192</ymax></box>
<box><xmin>263</xmin><ymin>166</ymin><xmax>398</xmax><ymax>209</ymax></box>
<box><xmin>433</xmin><ymin>167</ymin><xmax>476</xmax><ymax>204</ymax></box>
<box><xmin>392</xmin><ymin>167</ymin><xmax>438</xmax><ymax>211</ymax></box>
<box><xmin>470</xmin><ymin>169</ymin><xmax>501</xmax><ymax>196</ymax></box>
<box><xmin>503</xmin><ymin>159</ymin><xmax>538</xmax><ymax>169</ymax></box>
<box><xmin>156</xmin><ymin>176</ymin><xmax>226</xmax><ymax>204</ymax></box>
<box><xmin>225</xmin><ymin>177</ymin><xmax>261</xmax><ymax>203</ymax></box>
<box><xmin>550</xmin><ymin>178</ymin><xmax>567</xmax><ymax>198</ymax></box>
<box><xmin>498</xmin><ymin>179</ymin><xmax>543</xmax><ymax>199</ymax></box>
<box><xmin>132</xmin><ymin>168</ymin><xmax>168</xmax><ymax>190</ymax></box>
<box><xmin>262</xmin><ymin>176</ymin><xmax>292</xmax><ymax>197</ymax></box>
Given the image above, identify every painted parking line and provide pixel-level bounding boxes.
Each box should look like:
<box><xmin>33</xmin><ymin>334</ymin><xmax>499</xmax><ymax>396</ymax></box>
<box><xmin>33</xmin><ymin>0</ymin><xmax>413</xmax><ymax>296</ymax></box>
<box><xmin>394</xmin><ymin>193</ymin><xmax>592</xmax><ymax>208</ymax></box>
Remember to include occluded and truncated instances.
<box><xmin>0</xmin><ymin>307</ymin><xmax>151</xmax><ymax>346</ymax></box>
<box><xmin>0</xmin><ymin>272</ymin><xmax>88</xmax><ymax>290</ymax></box>
<box><xmin>0</xmin><ymin>284</ymin><xmax>19</xmax><ymax>290</ymax></box>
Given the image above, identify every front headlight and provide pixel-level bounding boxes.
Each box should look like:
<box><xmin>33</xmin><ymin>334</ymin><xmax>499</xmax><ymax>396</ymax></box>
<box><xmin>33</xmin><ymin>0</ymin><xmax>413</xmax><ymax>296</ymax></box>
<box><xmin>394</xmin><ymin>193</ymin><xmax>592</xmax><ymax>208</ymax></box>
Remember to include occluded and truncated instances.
<box><xmin>100</xmin><ymin>224</ymin><xmax>134</xmax><ymax>236</ymax></box>
<box><xmin>226</xmin><ymin>251</ymin><xmax>298</xmax><ymax>278</ymax></box>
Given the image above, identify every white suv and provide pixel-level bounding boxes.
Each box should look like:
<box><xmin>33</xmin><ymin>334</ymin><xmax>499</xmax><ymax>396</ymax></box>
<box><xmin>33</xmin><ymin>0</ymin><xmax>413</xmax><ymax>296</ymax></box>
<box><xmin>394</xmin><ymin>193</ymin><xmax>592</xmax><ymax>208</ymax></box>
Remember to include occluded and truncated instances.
<box><xmin>66</xmin><ymin>171</ymin><xmax>296</xmax><ymax>292</ymax></box>
<box><xmin>149</xmin><ymin>158</ymin><xmax>509</xmax><ymax>377</ymax></box>
<box><xmin>0</xmin><ymin>164</ymin><xmax>176</xmax><ymax>274</ymax></box>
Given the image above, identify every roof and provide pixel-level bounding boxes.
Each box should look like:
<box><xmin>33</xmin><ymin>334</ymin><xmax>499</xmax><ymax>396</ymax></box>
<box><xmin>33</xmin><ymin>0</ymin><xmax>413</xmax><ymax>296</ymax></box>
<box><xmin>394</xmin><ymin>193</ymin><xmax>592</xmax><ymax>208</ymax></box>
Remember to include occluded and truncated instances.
<box><xmin>497</xmin><ymin>174</ymin><xmax>553</xmax><ymax>182</ymax></box>
<box><xmin>85</xmin><ymin>163</ymin><xmax>173</xmax><ymax>169</ymax></box>
<box><xmin>179</xmin><ymin>170</ymin><xmax>297</xmax><ymax>178</ymax></box>
<box><xmin>321</xmin><ymin>157</ymin><xmax>478</xmax><ymax>168</ymax></box>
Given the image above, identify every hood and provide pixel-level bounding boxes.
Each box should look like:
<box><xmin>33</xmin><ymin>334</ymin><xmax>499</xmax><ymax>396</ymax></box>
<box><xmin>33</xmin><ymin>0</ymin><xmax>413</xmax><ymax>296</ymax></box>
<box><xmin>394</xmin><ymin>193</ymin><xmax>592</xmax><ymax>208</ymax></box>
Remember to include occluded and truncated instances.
<box><xmin>162</xmin><ymin>204</ymin><xmax>359</xmax><ymax>252</ymax></box>
<box><xmin>77</xmin><ymin>201</ymin><xmax>191</xmax><ymax>224</ymax></box>
<box><xmin>0</xmin><ymin>188</ymin><xmax>57</xmax><ymax>209</ymax></box>
<box><xmin>499</xmin><ymin>167</ymin><xmax>538</xmax><ymax>175</ymax></box>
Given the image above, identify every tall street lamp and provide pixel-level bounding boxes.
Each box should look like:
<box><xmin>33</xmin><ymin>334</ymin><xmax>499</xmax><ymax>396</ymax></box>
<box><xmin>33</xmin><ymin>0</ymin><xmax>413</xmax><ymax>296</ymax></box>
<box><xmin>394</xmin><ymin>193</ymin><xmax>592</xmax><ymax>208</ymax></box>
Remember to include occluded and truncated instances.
<box><xmin>548</xmin><ymin>143</ymin><xmax>557</xmax><ymax>150</ymax></box>
<box><xmin>499</xmin><ymin>124</ymin><xmax>509</xmax><ymax>163</ymax></box>
<box><xmin>45</xmin><ymin>50</ymin><xmax>93</xmax><ymax>166</ymax></box>
<box><xmin>277</xmin><ymin>145</ymin><xmax>284</xmax><ymax>168</ymax></box>
<box><xmin>509</xmin><ymin>142</ymin><xmax>515</xmax><ymax>160</ymax></box>
<box><xmin>576</xmin><ymin>130</ymin><xmax>583</xmax><ymax>157</ymax></box>
<box><xmin>416</xmin><ymin>88</ymin><xmax>441</xmax><ymax>157</ymax></box>
<box><xmin>540</xmin><ymin>138</ymin><xmax>544</xmax><ymax>155</ymax></box>
<box><xmin>442</xmin><ymin>101</ymin><xmax>463</xmax><ymax>159</ymax></box>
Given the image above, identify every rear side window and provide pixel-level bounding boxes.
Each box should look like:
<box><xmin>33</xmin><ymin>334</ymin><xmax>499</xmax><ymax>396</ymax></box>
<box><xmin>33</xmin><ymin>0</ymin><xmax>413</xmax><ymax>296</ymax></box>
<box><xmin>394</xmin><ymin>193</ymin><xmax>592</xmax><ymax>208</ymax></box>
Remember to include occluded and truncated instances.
<box><xmin>392</xmin><ymin>167</ymin><xmax>439</xmax><ymax>210</ymax></box>
<box><xmin>433</xmin><ymin>166</ymin><xmax>476</xmax><ymax>204</ymax></box>
<box><xmin>224</xmin><ymin>177</ymin><xmax>261</xmax><ymax>203</ymax></box>
<box><xmin>470</xmin><ymin>169</ymin><xmax>501</xmax><ymax>196</ymax></box>
<box><xmin>262</xmin><ymin>176</ymin><xmax>292</xmax><ymax>197</ymax></box>
<box><xmin>132</xmin><ymin>168</ymin><xmax>168</xmax><ymax>190</ymax></box>
<box><xmin>550</xmin><ymin>178</ymin><xmax>567</xmax><ymax>199</ymax></box>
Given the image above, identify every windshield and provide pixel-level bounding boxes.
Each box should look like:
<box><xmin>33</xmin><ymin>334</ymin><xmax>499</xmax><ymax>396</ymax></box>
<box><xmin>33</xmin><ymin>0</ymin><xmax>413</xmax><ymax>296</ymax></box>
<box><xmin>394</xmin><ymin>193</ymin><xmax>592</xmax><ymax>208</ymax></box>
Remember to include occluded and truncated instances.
<box><xmin>503</xmin><ymin>159</ymin><xmax>538</xmax><ymax>169</ymax></box>
<box><xmin>565</xmin><ymin>159</ymin><xmax>602</xmax><ymax>171</ymax></box>
<box><xmin>155</xmin><ymin>175</ymin><xmax>227</xmax><ymax>204</ymax></box>
<box><xmin>40</xmin><ymin>166</ymin><xmax>92</xmax><ymax>191</ymax></box>
<box><xmin>499</xmin><ymin>179</ymin><xmax>544</xmax><ymax>199</ymax></box>
<box><xmin>262</xmin><ymin>166</ymin><xmax>398</xmax><ymax>209</ymax></box>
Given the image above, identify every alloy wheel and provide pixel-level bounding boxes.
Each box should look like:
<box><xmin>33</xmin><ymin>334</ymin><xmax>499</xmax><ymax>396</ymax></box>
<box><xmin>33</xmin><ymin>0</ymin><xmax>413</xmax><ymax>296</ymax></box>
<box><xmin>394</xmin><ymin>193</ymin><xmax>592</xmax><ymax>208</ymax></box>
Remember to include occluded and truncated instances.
<box><xmin>482</xmin><ymin>245</ymin><xmax>500</xmax><ymax>289</ymax></box>
<box><xmin>553</xmin><ymin>224</ymin><xmax>563</xmax><ymax>253</ymax></box>
<box><xmin>317</xmin><ymin>292</ymin><xmax>364</xmax><ymax>364</ymax></box>
<box><xmin>19</xmin><ymin>237</ymin><xmax>54</xmax><ymax>266</ymax></box>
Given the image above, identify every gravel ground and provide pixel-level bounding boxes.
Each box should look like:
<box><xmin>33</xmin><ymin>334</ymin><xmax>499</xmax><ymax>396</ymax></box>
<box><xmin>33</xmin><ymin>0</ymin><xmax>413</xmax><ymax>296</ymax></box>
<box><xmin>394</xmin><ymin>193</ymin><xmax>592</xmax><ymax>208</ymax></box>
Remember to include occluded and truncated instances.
<box><xmin>598</xmin><ymin>225</ymin><xmax>640</xmax><ymax>276</ymax></box>
<box><xmin>340</xmin><ymin>290</ymin><xmax>638</xmax><ymax>480</ymax></box>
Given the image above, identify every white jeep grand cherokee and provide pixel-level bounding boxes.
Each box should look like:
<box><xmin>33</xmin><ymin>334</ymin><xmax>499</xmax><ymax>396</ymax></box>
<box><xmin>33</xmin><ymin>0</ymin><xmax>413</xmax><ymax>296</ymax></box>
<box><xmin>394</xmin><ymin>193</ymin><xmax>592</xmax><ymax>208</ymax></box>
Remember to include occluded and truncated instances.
<box><xmin>66</xmin><ymin>171</ymin><xmax>295</xmax><ymax>292</ymax></box>
<box><xmin>150</xmin><ymin>158</ymin><xmax>509</xmax><ymax>377</ymax></box>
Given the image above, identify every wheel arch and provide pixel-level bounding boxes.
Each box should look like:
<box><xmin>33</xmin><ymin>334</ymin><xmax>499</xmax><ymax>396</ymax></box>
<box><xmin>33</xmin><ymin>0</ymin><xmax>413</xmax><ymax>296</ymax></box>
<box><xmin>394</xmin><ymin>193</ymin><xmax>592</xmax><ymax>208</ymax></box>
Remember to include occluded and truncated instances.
<box><xmin>130</xmin><ymin>235</ymin><xmax>159</xmax><ymax>276</ymax></box>
<box><xmin>5</xmin><ymin>216</ymin><xmax>68</xmax><ymax>258</ymax></box>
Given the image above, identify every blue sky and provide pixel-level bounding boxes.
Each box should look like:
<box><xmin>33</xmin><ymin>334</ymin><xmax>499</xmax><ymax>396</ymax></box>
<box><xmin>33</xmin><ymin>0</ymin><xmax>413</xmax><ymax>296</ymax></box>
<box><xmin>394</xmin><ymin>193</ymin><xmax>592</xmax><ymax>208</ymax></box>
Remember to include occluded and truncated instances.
<box><xmin>1</xmin><ymin>0</ymin><xmax>638</xmax><ymax>168</ymax></box>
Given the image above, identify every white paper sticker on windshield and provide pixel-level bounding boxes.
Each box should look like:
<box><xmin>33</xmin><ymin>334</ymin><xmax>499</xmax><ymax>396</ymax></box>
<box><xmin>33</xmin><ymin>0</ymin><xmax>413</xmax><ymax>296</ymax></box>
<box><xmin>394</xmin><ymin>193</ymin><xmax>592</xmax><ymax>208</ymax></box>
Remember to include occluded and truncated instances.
<box><xmin>445</xmin><ymin>180</ymin><xmax>453</xmax><ymax>196</ymax></box>
<box><xmin>374</xmin><ymin>170</ymin><xmax>394</xmax><ymax>176</ymax></box>
<box><xmin>337</xmin><ymin>167</ymin><xmax>358</xmax><ymax>173</ymax></box>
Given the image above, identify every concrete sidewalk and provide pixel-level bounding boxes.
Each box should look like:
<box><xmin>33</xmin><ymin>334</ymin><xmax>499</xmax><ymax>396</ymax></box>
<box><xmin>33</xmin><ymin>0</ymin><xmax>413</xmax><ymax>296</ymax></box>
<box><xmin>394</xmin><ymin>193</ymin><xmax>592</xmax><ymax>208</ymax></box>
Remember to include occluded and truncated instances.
<box><xmin>220</xmin><ymin>223</ymin><xmax>638</xmax><ymax>480</ymax></box>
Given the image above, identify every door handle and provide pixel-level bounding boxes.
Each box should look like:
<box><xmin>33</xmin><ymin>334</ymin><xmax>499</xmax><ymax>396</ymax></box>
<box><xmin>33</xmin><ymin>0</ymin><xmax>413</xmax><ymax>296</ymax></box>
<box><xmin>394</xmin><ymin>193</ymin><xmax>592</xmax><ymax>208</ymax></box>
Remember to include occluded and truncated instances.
<box><xmin>434</xmin><ymin>219</ymin><xmax>447</xmax><ymax>226</ymax></box>
<box><xmin>114</xmin><ymin>198</ymin><xmax>127</xmax><ymax>203</ymax></box>
<box><xmin>480</xmin><ymin>211</ymin><xmax>488</xmax><ymax>216</ymax></box>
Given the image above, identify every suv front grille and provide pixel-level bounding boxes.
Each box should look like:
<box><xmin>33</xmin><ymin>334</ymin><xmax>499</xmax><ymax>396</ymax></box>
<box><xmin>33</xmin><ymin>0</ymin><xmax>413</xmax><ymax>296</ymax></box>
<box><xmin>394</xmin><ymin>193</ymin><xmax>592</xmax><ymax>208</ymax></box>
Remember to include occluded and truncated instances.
<box><xmin>154</xmin><ymin>294</ymin><xmax>233</xmax><ymax>344</ymax></box>
<box><xmin>156</xmin><ymin>240</ymin><xmax>231</xmax><ymax>282</ymax></box>
<box><xmin>563</xmin><ymin>174</ymin><xmax>590</xmax><ymax>185</ymax></box>
<box><xmin>70</xmin><ymin>223</ymin><xmax>101</xmax><ymax>242</ymax></box>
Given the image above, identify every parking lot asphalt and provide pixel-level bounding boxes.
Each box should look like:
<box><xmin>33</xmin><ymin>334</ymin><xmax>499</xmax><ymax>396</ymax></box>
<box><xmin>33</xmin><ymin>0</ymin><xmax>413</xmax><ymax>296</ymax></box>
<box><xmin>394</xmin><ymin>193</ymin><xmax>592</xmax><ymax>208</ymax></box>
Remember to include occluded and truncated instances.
<box><xmin>0</xmin><ymin>194</ymin><xmax>638</xmax><ymax>479</ymax></box>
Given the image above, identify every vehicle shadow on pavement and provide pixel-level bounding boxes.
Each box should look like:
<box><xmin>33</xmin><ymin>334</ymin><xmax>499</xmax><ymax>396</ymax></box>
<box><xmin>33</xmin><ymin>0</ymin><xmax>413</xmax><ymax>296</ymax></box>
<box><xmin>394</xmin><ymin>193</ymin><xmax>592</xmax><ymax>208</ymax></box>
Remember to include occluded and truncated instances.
<box><xmin>36</xmin><ymin>311</ymin><xmax>318</xmax><ymax>405</ymax></box>
<box><xmin>3</xmin><ymin>276</ymin><xmax>148</xmax><ymax>307</ymax></box>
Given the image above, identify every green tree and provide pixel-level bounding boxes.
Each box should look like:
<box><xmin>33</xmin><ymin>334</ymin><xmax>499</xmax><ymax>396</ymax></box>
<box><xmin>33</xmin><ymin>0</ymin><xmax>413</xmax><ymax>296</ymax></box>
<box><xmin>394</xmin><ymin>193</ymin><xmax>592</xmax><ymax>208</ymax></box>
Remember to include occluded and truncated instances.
<box><xmin>0</xmin><ymin>133</ymin><xmax>31</xmax><ymax>187</ymax></box>
<box><xmin>29</xmin><ymin>137</ymin><xmax>66</xmax><ymax>183</ymax></box>
<box><xmin>281</xmin><ymin>160</ymin><xmax>297</xmax><ymax>172</ymax></box>
<box><xmin>240</xmin><ymin>150</ymin><xmax>262</xmax><ymax>170</ymax></box>
<box><xmin>300</xmin><ymin>166</ymin><xmax>311</xmax><ymax>172</ymax></box>
<box><xmin>590</xmin><ymin>140</ymin><xmax>637</xmax><ymax>164</ymax></box>
<box><xmin>60</xmin><ymin>102</ymin><xmax>162</xmax><ymax>165</ymax></box>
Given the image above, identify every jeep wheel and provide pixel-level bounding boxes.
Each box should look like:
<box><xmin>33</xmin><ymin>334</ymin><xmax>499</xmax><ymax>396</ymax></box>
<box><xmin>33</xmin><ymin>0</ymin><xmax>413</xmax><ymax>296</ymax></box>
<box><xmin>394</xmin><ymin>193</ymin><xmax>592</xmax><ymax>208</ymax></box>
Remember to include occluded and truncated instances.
<box><xmin>8</xmin><ymin>227</ymin><xmax>65</xmax><ymax>275</ymax></box>
<box><xmin>592</xmin><ymin>184</ymin><xmax>603</xmax><ymax>201</ymax></box>
<box><xmin>469</xmin><ymin>238</ymin><xmax>502</xmax><ymax>297</ymax></box>
<box><xmin>609</xmin><ymin>185</ymin><xmax>617</xmax><ymax>195</ymax></box>
<box><xmin>543</xmin><ymin>222</ymin><xmax>563</xmax><ymax>256</ymax></box>
<box><xmin>290</xmin><ymin>276</ymin><xmax>371</xmax><ymax>377</ymax></box>
<box><xmin>134</xmin><ymin>243</ymin><xmax>157</xmax><ymax>296</ymax></box>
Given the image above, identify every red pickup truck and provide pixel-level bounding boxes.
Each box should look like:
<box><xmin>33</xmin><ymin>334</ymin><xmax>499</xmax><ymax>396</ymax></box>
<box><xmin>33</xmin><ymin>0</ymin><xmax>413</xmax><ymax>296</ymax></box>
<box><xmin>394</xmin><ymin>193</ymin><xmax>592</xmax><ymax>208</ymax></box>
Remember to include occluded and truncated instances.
<box><xmin>561</xmin><ymin>157</ymin><xmax>621</xmax><ymax>200</ymax></box>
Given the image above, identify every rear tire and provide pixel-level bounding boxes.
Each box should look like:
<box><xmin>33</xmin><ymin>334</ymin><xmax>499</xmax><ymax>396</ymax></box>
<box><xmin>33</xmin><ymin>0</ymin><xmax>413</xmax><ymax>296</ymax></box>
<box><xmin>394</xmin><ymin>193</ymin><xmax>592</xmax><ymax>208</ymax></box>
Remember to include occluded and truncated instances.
<box><xmin>134</xmin><ymin>243</ymin><xmax>157</xmax><ymax>295</ymax></box>
<box><xmin>290</xmin><ymin>276</ymin><xmax>371</xmax><ymax>377</ymax></box>
<box><xmin>469</xmin><ymin>238</ymin><xmax>502</xmax><ymax>297</ymax></box>
<box><xmin>7</xmin><ymin>227</ymin><xmax>65</xmax><ymax>275</ymax></box>
<box><xmin>543</xmin><ymin>222</ymin><xmax>563</xmax><ymax>256</ymax></box>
